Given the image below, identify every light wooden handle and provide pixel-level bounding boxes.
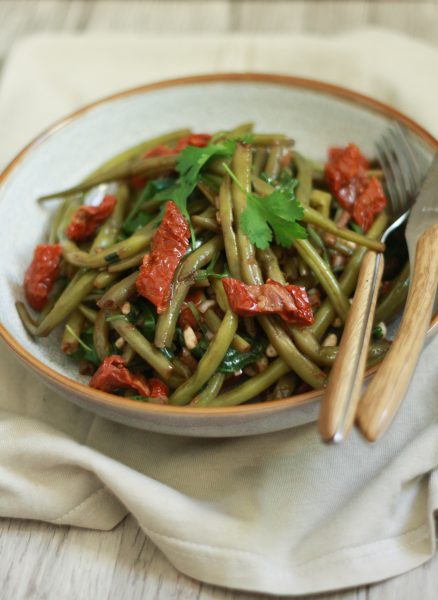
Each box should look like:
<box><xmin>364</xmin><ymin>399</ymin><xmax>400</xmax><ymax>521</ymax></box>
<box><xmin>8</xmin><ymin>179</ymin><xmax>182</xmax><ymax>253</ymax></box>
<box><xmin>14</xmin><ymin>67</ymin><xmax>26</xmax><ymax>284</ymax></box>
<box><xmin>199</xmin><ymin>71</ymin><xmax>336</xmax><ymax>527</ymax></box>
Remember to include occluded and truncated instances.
<box><xmin>356</xmin><ymin>224</ymin><xmax>438</xmax><ymax>442</ymax></box>
<box><xmin>318</xmin><ymin>251</ymin><xmax>384</xmax><ymax>443</ymax></box>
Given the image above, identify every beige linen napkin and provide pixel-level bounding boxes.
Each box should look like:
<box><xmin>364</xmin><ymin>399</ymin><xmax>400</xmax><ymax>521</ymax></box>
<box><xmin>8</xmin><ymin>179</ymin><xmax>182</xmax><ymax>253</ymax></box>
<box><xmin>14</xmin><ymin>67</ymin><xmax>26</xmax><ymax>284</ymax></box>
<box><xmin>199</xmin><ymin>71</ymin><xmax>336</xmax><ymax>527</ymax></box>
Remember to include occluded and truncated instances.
<box><xmin>1</xmin><ymin>29</ymin><xmax>438</xmax><ymax>596</ymax></box>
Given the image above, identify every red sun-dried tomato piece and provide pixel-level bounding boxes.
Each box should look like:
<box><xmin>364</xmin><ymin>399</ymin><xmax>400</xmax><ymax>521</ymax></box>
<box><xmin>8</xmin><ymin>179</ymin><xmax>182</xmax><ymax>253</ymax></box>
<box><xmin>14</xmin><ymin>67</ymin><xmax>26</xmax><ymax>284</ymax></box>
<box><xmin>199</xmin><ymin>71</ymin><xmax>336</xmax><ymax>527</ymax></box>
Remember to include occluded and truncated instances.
<box><xmin>221</xmin><ymin>278</ymin><xmax>314</xmax><ymax>326</ymax></box>
<box><xmin>353</xmin><ymin>177</ymin><xmax>387</xmax><ymax>232</ymax></box>
<box><xmin>174</xmin><ymin>133</ymin><xmax>212</xmax><ymax>151</ymax></box>
<box><xmin>90</xmin><ymin>355</ymin><xmax>150</xmax><ymax>396</ymax></box>
<box><xmin>324</xmin><ymin>144</ymin><xmax>386</xmax><ymax>231</ymax></box>
<box><xmin>149</xmin><ymin>378</ymin><xmax>169</xmax><ymax>400</ymax></box>
<box><xmin>24</xmin><ymin>243</ymin><xmax>63</xmax><ymax>311</ymax></box>
<box><xmin>66</xmin><ymin>195</ymin><xmax>117</xmax><ymax>241</ymax></box>
<box><xmin>136</xmin><ymin>201</ymin><xmax>190</xmax><ymax>313</ymax></box>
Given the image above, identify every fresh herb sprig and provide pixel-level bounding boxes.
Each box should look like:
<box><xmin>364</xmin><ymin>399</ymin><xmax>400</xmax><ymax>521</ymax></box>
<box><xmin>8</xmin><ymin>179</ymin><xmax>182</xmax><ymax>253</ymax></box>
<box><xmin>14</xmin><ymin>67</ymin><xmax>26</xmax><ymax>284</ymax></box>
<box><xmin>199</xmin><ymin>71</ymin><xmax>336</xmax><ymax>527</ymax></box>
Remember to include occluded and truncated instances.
<box><xmin>223</xmin><ymin>164</ymin><xmax>307</xmax><ymax>250</ymax></box>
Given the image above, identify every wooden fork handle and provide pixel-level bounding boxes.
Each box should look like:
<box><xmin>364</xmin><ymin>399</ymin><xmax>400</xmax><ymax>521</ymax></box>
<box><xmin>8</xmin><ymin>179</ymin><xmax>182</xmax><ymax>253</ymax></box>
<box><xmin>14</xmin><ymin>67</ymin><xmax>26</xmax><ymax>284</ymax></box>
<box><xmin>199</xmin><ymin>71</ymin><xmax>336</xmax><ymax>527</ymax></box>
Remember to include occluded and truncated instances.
<box><xmin>356</xmin><ymin>224</ymin><xmax>438</xmax><ymax>442</ymax></box>
<box><xmin>318</xmin><ymin>251</ymin><xmax>384</xmax><ymax>443</ymax></box>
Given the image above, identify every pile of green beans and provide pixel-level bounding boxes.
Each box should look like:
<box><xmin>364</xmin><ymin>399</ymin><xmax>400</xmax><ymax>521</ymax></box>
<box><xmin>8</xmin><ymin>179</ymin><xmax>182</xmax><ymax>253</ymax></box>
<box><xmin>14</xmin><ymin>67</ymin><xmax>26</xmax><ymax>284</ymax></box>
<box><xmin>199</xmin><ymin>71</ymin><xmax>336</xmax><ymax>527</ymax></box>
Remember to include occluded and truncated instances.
<box><xmin>17</xmin><ymin>124</ymin><xmax>408</xmax><ymax>408</ymax></box>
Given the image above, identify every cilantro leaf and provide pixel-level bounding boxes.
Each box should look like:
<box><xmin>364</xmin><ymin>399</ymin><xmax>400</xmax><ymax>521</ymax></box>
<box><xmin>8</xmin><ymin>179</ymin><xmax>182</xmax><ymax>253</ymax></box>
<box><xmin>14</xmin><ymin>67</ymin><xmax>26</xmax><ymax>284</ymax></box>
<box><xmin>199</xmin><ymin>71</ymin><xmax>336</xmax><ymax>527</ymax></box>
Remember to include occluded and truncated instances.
<box><xmin>241</xmin><ymin>190</ymin><xmax>307</xmax><ymax>249</ymax></box>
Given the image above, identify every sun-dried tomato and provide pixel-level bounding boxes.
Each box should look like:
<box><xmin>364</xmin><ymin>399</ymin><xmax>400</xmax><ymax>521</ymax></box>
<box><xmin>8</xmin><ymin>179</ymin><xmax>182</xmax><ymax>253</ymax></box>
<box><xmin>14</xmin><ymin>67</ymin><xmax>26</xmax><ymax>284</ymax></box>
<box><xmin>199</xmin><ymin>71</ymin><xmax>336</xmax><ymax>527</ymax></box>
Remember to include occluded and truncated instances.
<box><xmin>352</xmin><ymin>177</ymin><xmax>387</xmax><ymax>232</ymax></box>
<box><xmin>142</xmin><ymin>133</ymin><xmax>211</xmax><ymax>159</ymax></box>
<box><xmin>136</xmin><ymin>201</ymin><xmax>190</xmax><ymax>313</ymax></box>
<box><xmin>143</xmin><ymin>144</ymin><xmax>178</xmax><ymax>158</ymax></box>
<box><xmin>178</xmin><ymin>289</ymin><xmax>205</xmax><ymax>330</ymax></box>
<box><xmin>324</xmin><ymin>144</ymin><xmax>386</xmax><ymax>231</ymax></box>
<box><xmin>221</xmin><ymin>278</ymin><xmax>314</xmax><ymax>326</ymax></box>
<box><xmin>66</xmin><ymin>195</ymin><xmax>117</xmax><ymax>241</ymax></box>
<box><xmin>174</xmin><ymin>133</ymin><xmax>211</xmax><ymax>151</ymax></box>
<box><xmin>149</xmin><ymin>378</ymin><xmax>169</xmax><ymax>400</ymax></box>
<box><xmin>24</xmin><ymin>243</ymin><xmax>62</xmax><ymax>311</ymax></box>
<box><xmin>90</xmin><ymin>355</ymin><xmax>150</xmax><ymax>396</ymax></box>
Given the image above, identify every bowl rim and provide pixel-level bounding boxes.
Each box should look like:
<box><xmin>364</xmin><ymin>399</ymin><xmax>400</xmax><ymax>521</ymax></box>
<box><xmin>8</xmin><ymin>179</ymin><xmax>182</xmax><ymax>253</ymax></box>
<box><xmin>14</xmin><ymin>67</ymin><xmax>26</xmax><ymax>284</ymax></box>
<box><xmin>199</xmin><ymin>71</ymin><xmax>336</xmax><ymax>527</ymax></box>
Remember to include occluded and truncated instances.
<box><xmin>1</xmin><ymin>71</ymin><xmax>437</xmax><ymax>420</ymax></box>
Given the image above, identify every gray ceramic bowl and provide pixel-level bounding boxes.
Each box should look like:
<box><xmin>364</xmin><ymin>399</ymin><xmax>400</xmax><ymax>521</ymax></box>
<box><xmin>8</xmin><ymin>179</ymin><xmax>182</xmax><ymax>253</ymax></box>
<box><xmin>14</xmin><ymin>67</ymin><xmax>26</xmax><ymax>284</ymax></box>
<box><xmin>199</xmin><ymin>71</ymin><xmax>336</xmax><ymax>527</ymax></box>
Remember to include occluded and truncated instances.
<box><xmin>1</xmin><ymin>73</ymin><xmax>437</xmax><ymax>437</ymax></box>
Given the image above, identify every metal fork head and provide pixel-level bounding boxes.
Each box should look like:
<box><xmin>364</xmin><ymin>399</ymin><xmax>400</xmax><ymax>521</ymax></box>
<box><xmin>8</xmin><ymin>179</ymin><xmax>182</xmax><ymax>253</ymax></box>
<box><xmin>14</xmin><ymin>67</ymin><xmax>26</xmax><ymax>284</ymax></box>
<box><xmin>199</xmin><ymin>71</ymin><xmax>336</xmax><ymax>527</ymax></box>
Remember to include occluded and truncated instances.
<box><xmin>376</xmin><ymin>123</ymin><xmax>423</xmax><ymax>220</ymax></box>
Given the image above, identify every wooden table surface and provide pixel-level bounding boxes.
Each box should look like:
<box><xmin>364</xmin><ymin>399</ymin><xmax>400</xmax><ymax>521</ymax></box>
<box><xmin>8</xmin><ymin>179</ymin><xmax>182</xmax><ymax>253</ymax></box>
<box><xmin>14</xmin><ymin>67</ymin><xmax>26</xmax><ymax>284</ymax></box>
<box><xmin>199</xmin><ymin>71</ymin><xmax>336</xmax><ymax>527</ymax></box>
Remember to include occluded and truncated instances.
<box><xmin>1</xmin><ymin>1</ymin><xmax>438</xmax><ymax>599</ymax></box>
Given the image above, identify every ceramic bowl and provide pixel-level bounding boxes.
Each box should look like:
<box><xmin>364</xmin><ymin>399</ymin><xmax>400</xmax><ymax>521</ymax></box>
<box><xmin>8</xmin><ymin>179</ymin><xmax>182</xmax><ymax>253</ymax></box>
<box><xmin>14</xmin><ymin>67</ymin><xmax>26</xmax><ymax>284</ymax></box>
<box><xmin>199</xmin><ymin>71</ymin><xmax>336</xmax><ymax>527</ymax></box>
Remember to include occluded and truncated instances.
<box><xmin>1</xmin><ymin>73</ymin><xmax>437</xmax><ymax>437</ymax></box>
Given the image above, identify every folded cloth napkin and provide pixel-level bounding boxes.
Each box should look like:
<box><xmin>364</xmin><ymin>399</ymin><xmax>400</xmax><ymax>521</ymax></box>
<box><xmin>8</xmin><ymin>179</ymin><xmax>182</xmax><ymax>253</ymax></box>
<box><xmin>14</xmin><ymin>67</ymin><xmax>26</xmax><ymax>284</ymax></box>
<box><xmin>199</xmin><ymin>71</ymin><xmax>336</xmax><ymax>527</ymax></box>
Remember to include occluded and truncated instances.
<box><xmin>1</xmin><ymin>29</ymin><xmax>438</xmax><ymax>596</ymax></box>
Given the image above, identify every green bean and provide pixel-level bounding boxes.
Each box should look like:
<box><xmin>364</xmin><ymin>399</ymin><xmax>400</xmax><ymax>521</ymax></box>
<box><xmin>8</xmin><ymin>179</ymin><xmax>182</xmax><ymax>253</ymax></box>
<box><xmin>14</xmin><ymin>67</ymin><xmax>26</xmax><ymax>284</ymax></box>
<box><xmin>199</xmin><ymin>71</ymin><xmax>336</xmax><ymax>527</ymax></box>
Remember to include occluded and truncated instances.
<box><xmin>169</xmin><ymin>310</ymin><xmax>238</xmax><ymax>405</ymax></box>
<box><xmin>231</xmin><ymin>143</ymin><xmax>261</xmax><ymax>285</ymax></box>
<box><xmin>294</xmin><ymin>238</ymin><xmax>350</xmax><ymax>321</ymax></box>
<box><xmin>228</xmin><ymin>122</ymin><xmax>254</xmax><ymax>137</ymax></box>
<box><xmin>251</xmin><ymin>174</ymin><xmax>274</xmax><ymax>196</ymax></box>
<box><xmin>197</xmin><ymin>181</ymin><xmax>217</xmax><ymax>207</ymax></box>
<box><xmin>93</xmin><ymin>309</ymin><xmax>110</xmax><ymax>361</ymax></box>
<box><xmin>48</xmin><ymin>198</ymin><xmax>69</xmax><ymax>244</ymax></box>
<box><xmin>97</xmin><ymin>271</ymin><xmax>138</xmax><ymax>309</ymax></box>
<box><xmin>264</xmin><ymin>146</ymin><xmax>282</xmax><ymax>180</ymax></box>
<box><xmin>61</xmin><ymin>310</ymin><xmax>85</xmax><ymax>354</ymax></box>
<box><xmin>200</xmin><ymin>358</ymin><xmax>290</xmax><ymax>408</ymax></box>
<box><xmin>309</xmin><ymin>212</ymin><xmax>389</xmax><ymax>340</ymax></box>
<box><xmin>107</xmin><ymin>252</ymin><xmax>145</xmax><ymax>273</ymax></box>
<box><xmin>121</xmin><ymin>343</ymin><xmax>136</xmax><ymax>365</ymax></box>
<box><xmin>155</xmin><ymin>277</ymin><xmax>191</xmax><ymax>349</ymax></box>
<box><xmin>231</xmin><ymin>146</ymin><xmax>326</xmax><ymax>388</ymax></box>
<box><xmin>191</xmin><ymin>372</ymin><xmax>225</xmax><ymax>406</ymax></box>
<box><xmin>37</xmin><ymin>277</ymin><xmax>70</xmax><ymax>323</ymax></box>
<box><xmin>15</xmin><ymin>302</ymin><xmax>37</xmax><ymax>336</ymax></box>
<box><xmin>203</xmin><ymin>308</ymin><xmax>251</xmax><ymax>353</ymax></box>
<box><xmin>253</xmin><ymin>148</ymin><xmax>267</xmax><ymax>176</ymax></box>
<box><xmin>317</xmin><ymin>339</ymin><xmax>391</xmax><ymax>367</ymax></box>
<box><xmin>219</xmin><ymin>176</ymin><xmax>241</xmax><ymax>279</ymax></box>
<box><xmin>38</xmin><ymin>155</ymin><xmax>177</xmax><ymax>202</ymax></box>
<box><xmin>110</xmin><ymin>315</ymin><xmax>177</xmax><ymax>382</ymax></box>
<box><xmin>35</xmin><ymin>270</ymin><xmax>97</xmax><ymax>337</ymax></box>
<box><xmin>191</xmin><ymin>215</ymin><xmax>220</xmax><ymax>233</ymax></box>
<box><xmin>259</xmin><ymin>316</ymin><xmax>326</xmax><ymax>388</ymax></box>
<box><xmin>155</xmin><ymin>237</ymin><xmax>224</xmax><ymax>348</ymax></box>
<box><xmin>256</xmin><ymin>247</ymin><xmax>284</xmax><ymax>282</ymax></box>
<box><xmin>78</xmin><ymin>303</ymin><xmax>97</xmax><ymax>323</ymax></box>
<box><xmin>310</xmin><ymin>189</ymin><xmax>331</xmax><ymax>218</ymax></box>
<box><xmin>303</xmin><ymin>206</ymin><xmax>385</xmax><ymax>251</ymax></box>
<box><xmin>293</xmin><ymin>151</ymin><xmax>312</xmax><ymax>206</ymax></box>
<box><xmin>251</xmin><ymin>134</ymin><xmax>294</xmax><ymax>147</ymax></box>
<box><xmin>272</xmin><ymin>373</ymin><xmax>297</xmax><ymax>399</ymax></box>
<box><xmin>87</xmin><ymin>129</ymin><xmax>190</xmax><ymax>179</ymax></box>
<box><xmin>90</xmin><ymin>183</ymin><xmax>129</xmax><ymax>251</ymax></box>
<box><xmin>94</xmin><ymin>271</ymin><xmax>118</xmax><ymax>289</ymax></box>
<box><xmin>375</xmin><ymin>262</ymin><xmax>410</xmax><ymax>324</ymax></box>
<box><xmin>65</xmin><ymin>216</ymin><xmax>158</xmax><ymax>268</ymax></box>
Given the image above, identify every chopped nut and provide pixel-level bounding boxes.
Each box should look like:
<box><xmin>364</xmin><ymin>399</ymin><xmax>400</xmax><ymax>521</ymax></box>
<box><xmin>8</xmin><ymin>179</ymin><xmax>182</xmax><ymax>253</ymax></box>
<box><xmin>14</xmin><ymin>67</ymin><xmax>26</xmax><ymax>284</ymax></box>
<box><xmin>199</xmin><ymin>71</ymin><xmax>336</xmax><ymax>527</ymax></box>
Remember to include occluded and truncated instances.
<box><xmin>234</xmin><ymin>369</ymin><xmax>243</xmax><ymax>377</ymax></box>
<box><xmin>114</xmin><ymin>337</ymin><xmax>125</xmax><ymax>350</ymax></box>
<box><xmin>333</xmin><ymin>317</ymin><xmax>342</xmax><ymax>328</ymax></box>
<box><xmin>205</xmin><ymin>329</ymin><xmax>214</xmax><ymax>341</ymax></box>
<box><xmin>199</xmin><ymin>300</ymin><xmax>216</xmax><ymax>314</ymax></box>
<box><xmin>183</xmin><ymin>326</ymin><xmax>198</xmax><ymax>350</ymax></box>
<box><xmin>265</xmin><ymin>343</ymin><xmax>278</xmax><ymax>358</ymax></box>
<box><xmin>121</xmin><ymin>302</ymin><xmax>131</xmax><ymax>315</ymax></box>
<box><xmin>322</xmin><ymin>333</ymin><xmax>337</xmax><ymax>347</ymax></box>
<box><xmin>215</xmin><ymin>211</ymin><xmax>221</xmax><ymax>225</ymax></box>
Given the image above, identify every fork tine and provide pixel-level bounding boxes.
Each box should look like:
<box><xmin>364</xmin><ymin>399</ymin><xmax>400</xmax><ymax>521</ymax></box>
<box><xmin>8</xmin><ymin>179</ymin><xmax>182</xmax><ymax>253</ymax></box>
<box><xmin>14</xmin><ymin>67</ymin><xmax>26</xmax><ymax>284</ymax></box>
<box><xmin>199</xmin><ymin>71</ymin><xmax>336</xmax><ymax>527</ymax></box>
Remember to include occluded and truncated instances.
<box><xmin>388</xmin><ymin>127</ymin><xmax>421</xmax><ymax>204</ymax></box>
<box><xmin>376</xmin><ymin>139</ymin><xmax>401</xmax><ymax>215</ymax></box>
<box><xmin>390</xmin><ymin>123</ymin><xmax>424</xmax><ymax>193</ymax></box>
<box><xmin>380</xmin><ymin>133</ymin><xmax>411</xmax><ymax>214</ymax></box>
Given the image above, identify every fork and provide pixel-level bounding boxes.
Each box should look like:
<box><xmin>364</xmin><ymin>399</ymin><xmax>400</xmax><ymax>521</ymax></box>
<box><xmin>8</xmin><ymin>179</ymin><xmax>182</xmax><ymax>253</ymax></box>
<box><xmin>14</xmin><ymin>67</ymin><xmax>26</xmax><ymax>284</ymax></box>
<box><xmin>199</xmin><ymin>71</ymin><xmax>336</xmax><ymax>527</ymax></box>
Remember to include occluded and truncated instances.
<box><xmin>318</xmin><ymin>124</ymin><xmax>421</xmax><ymax>443</ymax></box>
